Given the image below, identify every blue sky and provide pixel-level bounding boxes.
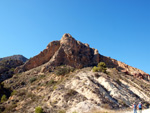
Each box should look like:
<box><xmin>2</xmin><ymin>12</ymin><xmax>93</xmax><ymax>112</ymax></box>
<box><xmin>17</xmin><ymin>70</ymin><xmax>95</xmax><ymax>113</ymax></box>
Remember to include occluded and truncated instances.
<box><xmin>0</xmin><ymin>0</ymin><xmax>150</xmax><ymax>74</ymax></box>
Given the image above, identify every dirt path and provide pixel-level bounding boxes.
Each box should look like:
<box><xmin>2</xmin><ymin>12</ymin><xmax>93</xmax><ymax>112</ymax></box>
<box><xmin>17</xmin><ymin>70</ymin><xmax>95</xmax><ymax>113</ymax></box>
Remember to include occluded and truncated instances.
<box><xmin>123</xmin><ymin>109</ymin><xmax>150</xmax><ymax>113</ymax></box>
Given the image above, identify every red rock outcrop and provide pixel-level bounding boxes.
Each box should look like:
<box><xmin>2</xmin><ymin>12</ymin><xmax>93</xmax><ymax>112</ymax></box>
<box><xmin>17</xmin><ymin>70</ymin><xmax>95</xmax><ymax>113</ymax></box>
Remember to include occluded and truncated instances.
<box><xmin>15</xmin><ymin>33</ymin><xmax>149</xmax><ymax>79</ymax></box>
<box><xmin>15</xmin><ymin>41</ymin><xmax>60</xmax><ymax>72</ymax></box>
<box><xmin>15</xmin><ymin>33</ymin><xmax>100</xmax><ymax>72</ymax></box>
<box><xmin>100</xmin><ymin>55</ymin><xmax>149</xmax><ymax>79</ymax></box>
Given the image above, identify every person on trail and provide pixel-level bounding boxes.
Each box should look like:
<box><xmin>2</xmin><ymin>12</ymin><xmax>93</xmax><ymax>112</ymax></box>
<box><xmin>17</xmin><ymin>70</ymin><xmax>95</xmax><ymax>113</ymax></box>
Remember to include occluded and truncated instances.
<box><xmin>132</xmin><ymin>102</ymin><xmax>137</xmax><ymax>113</ymax></box>
<box><xmin>138</xmin><ymin>102</ymin><xmax>142</xmax><ymax>113</ymax></box>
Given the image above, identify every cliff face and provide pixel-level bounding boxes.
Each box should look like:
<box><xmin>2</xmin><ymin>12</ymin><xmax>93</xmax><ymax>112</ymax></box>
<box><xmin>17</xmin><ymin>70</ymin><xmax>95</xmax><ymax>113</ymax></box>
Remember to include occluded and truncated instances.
<box><xmin>15</xmin><ymin>33</ymin><xmax>149</xmax><ymax>78</ymax></box>
<box><xmin>15</xmin><ymin>33</ymin><xmax>100</xmax><ymax>72</ymax></box>
<box><xmin>19</xmin><ymin>41</ymin><xmax>60</xmax><ymax>72</ymax></box>
<box><xmin>100</xmin><ymin>55</ymin><xmax>149</xmax><ymax>79</ymax></box>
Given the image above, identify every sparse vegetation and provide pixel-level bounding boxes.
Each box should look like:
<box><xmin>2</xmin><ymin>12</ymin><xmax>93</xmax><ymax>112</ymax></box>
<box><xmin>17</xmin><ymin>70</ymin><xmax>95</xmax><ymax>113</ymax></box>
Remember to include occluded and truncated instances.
<box><xmin>0</xmin><ymin>59</ymin><xmax>23</xmax><ymax>81</ymax></box>
<box><xmin>72</xmin><ymin>111</ymin><xmax>78</xmax><ymax>113</ymax></box>
<box><xmin>118</xmin><ymin>99</ymin><xmax>128</xmax><ymax>107</ymax></box>
<box><xmin>53</xmin><ymin>85</ymin><xmax>57</xmax><ymax>90</ymax></box>
<box><xmin>11</xmin><ymin>90</ymin><xmax>17</xmax><ymax>96</ymax></box>
<box><xmin>55</xmin><ymin>66</ymin><xmax>74</xmax><ymax>76</ymax></box>
<box><xmin>0</xmin><ymin>59</ymin><xmax>149</xmax><ymax>113</ymax></box>
<box><xmin>66</xmin><ymin>89</ymin><xmax>77</xmax><ymax>96</ymax></box>
<box><xmin>30</xmin><ymin>77</ymin><xmax>37</xmax><ymax>83</ymax></box>
<box><xmin>1</xmin><ymin>103</ymin><xmax>17</xmax><ymax>113</ymax></box>
<box><xmin>0</xmin><ymin>82</ymin><xmax>12</xmax><ymax>104</ymax></box>
<box><xmin>47</xmin><ymin>79</ymin><xmax>57</xmax><ymax>86</ymax></box>
<box><xmin>116</xmin><ymin>79</ymin><xmax>121</xmax><ymax>85</ymax></box>
<box><xmin>93</xmin><ymin>62</ymin><xmax>107</xmax><ymax>73</ymax></box>
<box><xmin>35</xmin><ymin>106</ymin><xmax>43</xmax><ymax>113</ymax></box>
<box><xmin>101</xmin><ymin>103</ymin><xmax>111</xmax><ymax>109</ymax></box>
<box><xmin>1</xmin><ymin>95</ymin><xmax>7</xmax><ymax>103</ymax></box>
<box><xmin>58</xmin><ymin>110</ymin><xmax>66</xmax><ymax>113</ymax></box>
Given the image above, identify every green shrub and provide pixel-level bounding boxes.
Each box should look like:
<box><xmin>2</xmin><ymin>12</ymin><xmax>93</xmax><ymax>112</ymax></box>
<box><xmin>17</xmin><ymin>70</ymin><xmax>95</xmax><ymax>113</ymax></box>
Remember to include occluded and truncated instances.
<box><xmin>53</xmin><ymin>85</ymin><xmax>57</xmax><ymax>90</ymax></box>
<box><xmin>47</xmin><ymin>79</ymin><xmax>56</xmax><ymax>86</ymax></box>
<box><xmin>58</xmin><ymin>110</ymin><xmax>66</xmax><ymax>113</ymax></box>
<box><xmin>40</xmin><ymin>74</ymin><xmax>46</xmax><ymax>79</ymax></box>
<box><xmin>102</xmin><ymin>69</ymin><xmax>106</xmax><ymax>73</ymax></box>
<box><xmin>55</xmin><ymin>66</ymin><xmax>74</xmax><ymax>76</ymax></box>
<box><xmin>72</xmin><ymin>112</ymin><xmax>78</xmax><ymax>113</ymax></box>
<box><xmin>1</xmin><ymin>95</ymin><xmax>7</xmax><ymax>103</ymax></box>
<box><xmin>92</xmin><ymin>62</ymin><xmax>107</xmax><ymax>73</ymax></box>
<box><xmin>97</xmin><ymin>62</ymin><xmax>106</xmax><ymax>68</ymax></box>
<box><xmin>9</xmin><ymin>68</ymin><xmax>15</xmax><ymax>73</ymax></box>
<box><xmin>35</xmin><ymin>106</ymin><xmax>43</xmax><ymax>113</ymax></box>
<box><xmin>93</xmin><ymin>66</ymin><xmax>103</xmax><ymax>72</ymax></box>
<box><xmin>93</xmin><ymin>66</ymin><xmax>98</xmax><ymax>72</ymax></box>
<box><xmin>11</xmin><ymin>90</ymin><xmax>17</xmax><ymax>96</ymax></box>
<box><xmin>30</xmin><ymin>77</ymin><xmax>37</xmax><ymax>83</ymax></box>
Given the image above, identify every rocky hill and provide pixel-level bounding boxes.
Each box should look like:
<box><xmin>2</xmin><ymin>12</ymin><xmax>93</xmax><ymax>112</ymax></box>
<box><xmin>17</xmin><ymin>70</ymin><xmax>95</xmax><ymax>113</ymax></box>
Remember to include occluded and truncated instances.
<box><xmin>0</xmin><ymin>55</ymin><xmax>27</xmax><ymax>82</ymax></box>
<box><xmin>15</xmin><ymin>33</ymin><xmax>149</xmax><ymax>80</ymax></box>
<box><xmin>0</xmin><ymin>34</ymin><xmax>150</xmax><ymax>113</ymax></box>
<box><xmin>0</xmin><ymin>59</ymin><xmax>24</xmax><ymax>82</ymax></box>
<box><xmin>15</xmin><ymin>33</ymin><xmax>100</xmax><ymax>73</ymax></box>
<box><xmin>0</xmin><ymin>55</ymin><xmax>28</xmax><ymax>63</ymax></box>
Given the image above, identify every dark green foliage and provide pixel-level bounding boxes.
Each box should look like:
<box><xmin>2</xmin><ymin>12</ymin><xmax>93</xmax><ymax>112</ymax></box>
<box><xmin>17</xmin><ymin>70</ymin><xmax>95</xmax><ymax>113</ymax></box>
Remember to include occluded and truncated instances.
<box><xmin>30</xmin><ymin>77</ymin><xmax>37</xmax><ymax>83</ymax></box>
<box><xmin>92</xmin><ymin>62</ymin><xmax>107</xmax><ymax>73</ymax></box>
<box><xmin>48</xmin><ymin>79</ymin><xmax>57</xmax><ymax>85</ymax></box>
<box><xmin>97</xmin><ymin>62</ymin><xmax>106</xmax><ymax>68</ymax></box>
<box><xmin>0</xmin><ymin>59</ymin><xmax>23</xmax><ymax>74</ymax></box>
<box><xmin>0</xmin><ymin>59</ymin><xmax>24</xmax><ymax>82</ymax></box>
<box><xmin>35</xmin><ymin>106</ymin><xmax>43</xmax><ymax>113</ymax></box>
<box><xmin>11</xmin><ymin>90</ymin><xmax>17</xmax><ymax>96</ymax></box>
<box><xmin>55</xmin><ymin>66</ymin><xmax>74</xmax><ymax>76</ymax></box>
<box><xmin>116</xmin><ymin>79</ymin><xmax>121</xmax><ymax>85</ymax></box>
<box><xmin>93</xmin><ymin>66</ymin><xmax>103</xmax><ymax>72</ymax></box>
<box><xmin>0</xmin><ymin>82</ymin><xmax>12</xmax><ymax>103</ymax></box>
<box><xmin>58</xmin><ymin>110</ymin><xmax>66</xmax><ymax>113</ymax></box>
<box><xmin>1</xmin><ymin>95</ymin><xmax>7</xmax><ymax>103</ymax></box>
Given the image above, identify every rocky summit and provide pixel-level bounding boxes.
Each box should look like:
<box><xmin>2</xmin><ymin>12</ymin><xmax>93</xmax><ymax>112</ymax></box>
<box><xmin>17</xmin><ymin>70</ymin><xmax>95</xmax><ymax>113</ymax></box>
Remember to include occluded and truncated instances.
<box><xmin>0</xmin><ymin>33</ymin><xmax>150</xmax><ymax>113</ymax></box>
<box><xmin>0</xmin><ymin>55</ymin><xmax>28</xmax><ymax>63</ymax></box>
<box><xmin>15</xmin><ymin>33</ymin><xmax>100</xmax><ymax>73</ymax></box>
<box><xmin>15</xmin><ymin>33</ymin><xmax>149</xmax><ymax>79</ymax></box>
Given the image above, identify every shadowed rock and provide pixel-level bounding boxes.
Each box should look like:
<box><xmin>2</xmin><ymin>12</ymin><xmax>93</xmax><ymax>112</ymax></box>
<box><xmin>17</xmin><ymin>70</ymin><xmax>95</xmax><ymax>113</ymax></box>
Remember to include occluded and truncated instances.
<box><xmin>15</xmin><ymin>33</ymin><xmax>149</xmax><ymax>79</ymax></box>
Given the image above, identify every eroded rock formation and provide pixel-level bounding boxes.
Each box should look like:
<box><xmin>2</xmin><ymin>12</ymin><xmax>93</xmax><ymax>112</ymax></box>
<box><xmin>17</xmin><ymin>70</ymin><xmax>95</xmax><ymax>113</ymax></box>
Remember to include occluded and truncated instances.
<box><xmin>15</xmin><ymin>33</ymin><xmax>149</xmax><ymax>79</ymax></box>
<box><xmin>15</xmin><ymin>33</ymin><xmax>100</xmax><ymax>72</ymax></box>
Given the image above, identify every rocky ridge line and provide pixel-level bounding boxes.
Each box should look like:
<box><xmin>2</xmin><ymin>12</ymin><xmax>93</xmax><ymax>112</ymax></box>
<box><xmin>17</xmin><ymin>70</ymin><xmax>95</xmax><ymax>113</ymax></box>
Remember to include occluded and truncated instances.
<box><xmin>15</xmin><ymin>33</ymin><xmax>149</xmax><ymax>79</ymax></box>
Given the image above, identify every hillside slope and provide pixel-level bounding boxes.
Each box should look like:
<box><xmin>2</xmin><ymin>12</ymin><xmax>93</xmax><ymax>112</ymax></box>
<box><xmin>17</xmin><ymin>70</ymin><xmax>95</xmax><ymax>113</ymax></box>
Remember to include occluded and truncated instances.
<box><xmin>15</xmin><ymin>33</ymin><xmax>149</xmax><ymax>80</ymax></box>
<box><xmin>0</xmin><ymin>59</ymin><xmax>24</xmax><ymax>82</ymax></box>
<box><xmin>0</xmin><ymin>55</ymin><xmax>28</xmax><ymax>63</ymax></box>
<box><xmin>1</xmin><ymin>66</ymin><xmax>150</xmax><ymax>113</ymax></box>
<box><xmin>0</xmin><ymin>33</ymin><xmax>149</xmax><ymax>113</ymax></box>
